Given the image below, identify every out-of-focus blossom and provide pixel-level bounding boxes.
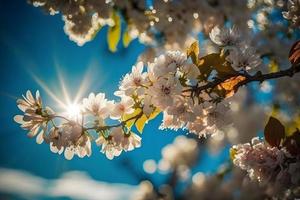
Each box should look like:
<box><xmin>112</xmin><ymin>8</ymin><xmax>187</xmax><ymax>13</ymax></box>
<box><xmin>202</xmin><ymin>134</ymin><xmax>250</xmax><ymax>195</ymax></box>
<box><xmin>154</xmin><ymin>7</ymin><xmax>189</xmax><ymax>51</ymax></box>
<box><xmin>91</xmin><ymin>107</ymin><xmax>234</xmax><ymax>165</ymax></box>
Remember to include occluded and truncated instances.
<box><xmin>282</xmin><ymin>0</ymin><xmax>300</xmax><ymax>28</ymax></box>
<box><xmin>232</xmin><ymin>137</ymin><xmax>300</xmax><ymax>193</ymax></box>
<box><xmin>209</xmin><ymin>26</ymin><xmax>241</xmax><ymax>47</ymax></box>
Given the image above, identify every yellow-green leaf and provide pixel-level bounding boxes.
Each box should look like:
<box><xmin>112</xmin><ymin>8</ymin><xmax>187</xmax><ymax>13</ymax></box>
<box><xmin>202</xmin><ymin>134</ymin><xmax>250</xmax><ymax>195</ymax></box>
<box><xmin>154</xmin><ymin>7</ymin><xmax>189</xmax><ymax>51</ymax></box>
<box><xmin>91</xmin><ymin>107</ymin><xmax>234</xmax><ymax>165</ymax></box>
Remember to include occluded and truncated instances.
<box><xmin>187</xmin><ymin>41</ymin><xmax>200</xmax><ymax>65</ymax></box>
<box><xmin>107</xmin><ymin>11</ymin><xmax>121</xmax><ymax>52</ymax></box>
<box><xmin>122</xmin><ymin>108</ymin><xmax>142</xmax><ymax>129</ymax></box>
<box><xmin>268</xmin><ymin>60</ymin><xmax>279</xmax><ymax>73</ymax></box>
<box><xmin>122</xmin><ymin>27</ymin><xmax>132</xmax><ymax>48</ymax></box>
<box><xmin>229</xmin><ymin>148</ymin><xmax>237</xmax><ymax>161</ymax></box>
<box><xmin>197</xmin><ymin>52</ymin><xmax>237</xmax><ymax>81</ymax></box>
<box><xmin>135</xmin><ymin>114</ymin><xmax>148</xmax><ymax>133</ymax></box>
<box><xmin>148</xmin><ymin>108</ymin><xmax>161</xmax><ymax>120</ymax></box>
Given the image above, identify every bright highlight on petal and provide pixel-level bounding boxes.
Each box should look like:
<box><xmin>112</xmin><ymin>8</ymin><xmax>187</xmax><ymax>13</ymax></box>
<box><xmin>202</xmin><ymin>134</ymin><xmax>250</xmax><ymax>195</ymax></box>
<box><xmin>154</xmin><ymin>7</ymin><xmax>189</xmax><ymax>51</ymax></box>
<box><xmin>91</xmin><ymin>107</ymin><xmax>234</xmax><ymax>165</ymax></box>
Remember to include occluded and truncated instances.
<box><xmin>66</xmin><ymin>103</ymin><xmax>81</xmax><ymax>119</ymax></box>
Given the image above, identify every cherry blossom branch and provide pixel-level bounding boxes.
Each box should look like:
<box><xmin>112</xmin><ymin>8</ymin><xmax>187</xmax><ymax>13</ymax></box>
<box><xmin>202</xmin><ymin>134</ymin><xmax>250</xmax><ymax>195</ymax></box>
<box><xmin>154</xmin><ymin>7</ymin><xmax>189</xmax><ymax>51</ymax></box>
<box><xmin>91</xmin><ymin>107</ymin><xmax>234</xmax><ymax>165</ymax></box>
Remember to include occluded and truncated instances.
<box><xmin>185</xmin><ymin>63</ymin><xmax>300</xmax><ymax>96</ymax></box>
<box><xmin>49</xmin><ymin>110</ymin><xmax>144</xmax><ymax>133</ymax></box>
<box><xmin>234</xmin><ymin>63</ymin><xmax>300</xmax><ymax>89</ymax></box>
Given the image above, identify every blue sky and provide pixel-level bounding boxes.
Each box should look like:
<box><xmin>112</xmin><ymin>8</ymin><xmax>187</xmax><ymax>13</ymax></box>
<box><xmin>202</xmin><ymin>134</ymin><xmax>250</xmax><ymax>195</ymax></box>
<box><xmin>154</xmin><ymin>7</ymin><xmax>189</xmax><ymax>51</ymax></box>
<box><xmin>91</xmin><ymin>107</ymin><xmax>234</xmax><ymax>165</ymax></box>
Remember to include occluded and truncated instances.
<box><xmin>0</xmin><ymin>1</ymin><xmax>229</xmax><ymax>199</ymax></box>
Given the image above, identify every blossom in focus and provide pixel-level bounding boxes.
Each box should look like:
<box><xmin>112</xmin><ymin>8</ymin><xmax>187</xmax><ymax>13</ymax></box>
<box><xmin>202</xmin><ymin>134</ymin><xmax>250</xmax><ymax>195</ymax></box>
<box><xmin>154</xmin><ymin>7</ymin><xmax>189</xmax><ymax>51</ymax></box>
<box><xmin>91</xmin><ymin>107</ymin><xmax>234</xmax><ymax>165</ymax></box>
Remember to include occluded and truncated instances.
<box><xmin>110</xmin><ymin>93</ymin><xmax>135</xmax><ymax>120</ymax></box>
<box><xmin>147</xmin><ymin>76</ymin><xmax>182</xmax><ymax>110</ymax></box>
<box><xmin>96</xmin><ymin>127</ymin><xmax>142</xmax><ymax>160</ymax></box>
<box><xmin>119</xmin><ymin>62</ymin><xmax>147</xmax><ymax>96</ymax></box>
<box><xmin>82</xmin><ymin>92</ymin><xmax>113</xmax><ymax>119</ymax></box>
<box><xmin>14</xmin><ymin>90</ymin><xmax>53</xmax><ymax>138</ymax></box>
<box><xmin>45</xmin><ymin>122</ymin><xmax>92</xmax><ymax>160</ymax></box>
<box><xmin>226</xmin><ymin>45</ymin><xmax>262</xmax><ymax>72</ymax></box>
<box><xmin>96</xmin><ymin>133</ymin><xmax>122</xmax><ymax>160</ymax></box>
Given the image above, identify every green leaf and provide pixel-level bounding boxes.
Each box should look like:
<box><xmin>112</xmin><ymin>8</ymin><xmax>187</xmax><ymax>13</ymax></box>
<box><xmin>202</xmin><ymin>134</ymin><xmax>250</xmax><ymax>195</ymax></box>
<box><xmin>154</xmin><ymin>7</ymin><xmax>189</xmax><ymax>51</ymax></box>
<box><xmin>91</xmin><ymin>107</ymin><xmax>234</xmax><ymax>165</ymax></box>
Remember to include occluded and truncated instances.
<box><xmin>187</xmin><ymin>41</ymin><xmax>200</xmax><ymax>65</ymax></box>
<box><xmin>264</xmin><ymin>116</ymin><xmax>285</xmax><ymax>147</ymax></box>
<box><xmin>107</xmin><ymin>11</ymin><xmax>121</xmax><ymax>52</ymax></box>
<box><xmin>122</xmin><ymin>27</ymin><xmax>132</xmax><ymax>48</ymax></box>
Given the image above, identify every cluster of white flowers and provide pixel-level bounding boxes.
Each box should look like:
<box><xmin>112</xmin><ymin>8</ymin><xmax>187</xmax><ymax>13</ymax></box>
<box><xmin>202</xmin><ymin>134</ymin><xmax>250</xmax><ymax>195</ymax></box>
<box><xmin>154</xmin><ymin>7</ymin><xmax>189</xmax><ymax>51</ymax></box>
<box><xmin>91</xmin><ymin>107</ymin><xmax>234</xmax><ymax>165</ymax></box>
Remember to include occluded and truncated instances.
<box><xmin>282</xmin><ymin>0</ymin><xmax>300</xmax><ymax>28</ymax></box>
<box><xmin>209</xmin><ymin>26</ymin><xmax>262</xmax><ymax>72</ymax></box>
<box><xmin>14</xmin><ymin>90</ymin><xmax>141</xmax><ymax>160</ymax></box>
<box><xmin>232</xmin><ymin>137</ymin><xmax>300</xmax><ymax>192</ymax></box>
<box><xmin>15</xmin><ymin>26</ymin><xmax>269</xmax><ymax>160</ymax></box>
<box><xmin>28</xmin><ymin>0</ymin><xmax>299</xmax><ymax>68</ymax></box>
<box><xmin>118</xmin><ymin>48</ymin><xmax>236</xmax><ymax>137</ymax></box>
<box><xmin>30</xmin><ymin>0</ymin><xmax>113</xmax><ymax>45</ymax></box>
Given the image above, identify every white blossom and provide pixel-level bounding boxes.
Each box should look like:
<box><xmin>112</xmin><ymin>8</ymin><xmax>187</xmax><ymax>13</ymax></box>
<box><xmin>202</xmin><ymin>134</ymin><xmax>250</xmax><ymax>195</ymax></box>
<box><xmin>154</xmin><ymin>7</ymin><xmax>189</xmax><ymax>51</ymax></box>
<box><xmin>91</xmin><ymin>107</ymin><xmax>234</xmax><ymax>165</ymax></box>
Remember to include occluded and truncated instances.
<box><xmin>226</xmin><ymin>45</ymin><xmax>262</xmax><ymax>72</ymax></box>
<box><xmin>231</xmin><ymin>135</ymin><xmax>300</xmax><ymax>195</ymax></box>
<box><xmin>14</xmin><ymin>90</ymin><xmax>52</xmax><ymax>138</ymax></box>
<box><xmin>45</xmin><ymin>122</ymin><xmax>92</xmax><ymax>160</ymax></box>
<box><xmin>110</xmin><ymin>95</ymin><xmax>135</xmax><ymax>120</ymax></box>
<box><xmin>96</xmin><ymin>133</ymin><xmax>122</xmax><ymax>160</ymax></box>
<box><xmin>120</xmin><ymin>62</ymin><xmax>147</xmax><ymax>96</ymax></box>
<box><xmin>82</xmin><ymin>92</ymin><xmax>113</xmax><ymax>119</ymax></box>
<box><xmin>147</xmin><ymin>76</ymin><xmax>182</xmax><ymax>110</ymax></box>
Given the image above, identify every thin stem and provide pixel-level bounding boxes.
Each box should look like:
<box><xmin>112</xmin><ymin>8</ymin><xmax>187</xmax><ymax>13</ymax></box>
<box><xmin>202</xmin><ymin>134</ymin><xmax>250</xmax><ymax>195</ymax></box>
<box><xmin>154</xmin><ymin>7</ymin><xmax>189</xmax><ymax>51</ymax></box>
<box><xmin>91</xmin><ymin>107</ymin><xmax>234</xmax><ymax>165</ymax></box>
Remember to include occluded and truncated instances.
<box><xmin>49</xmin><ymin>119</ymin><xmax>58</xmax><ymax>128</ymax></box>
<box><xmin>84</xmin><ymin>110</ymin><xmax>144</xmax><ymax>132</ymax></box>
<box><xmin>52</xmin><ymin>115</ymin><xmax>71</xmax><ymax>122</ymax></box>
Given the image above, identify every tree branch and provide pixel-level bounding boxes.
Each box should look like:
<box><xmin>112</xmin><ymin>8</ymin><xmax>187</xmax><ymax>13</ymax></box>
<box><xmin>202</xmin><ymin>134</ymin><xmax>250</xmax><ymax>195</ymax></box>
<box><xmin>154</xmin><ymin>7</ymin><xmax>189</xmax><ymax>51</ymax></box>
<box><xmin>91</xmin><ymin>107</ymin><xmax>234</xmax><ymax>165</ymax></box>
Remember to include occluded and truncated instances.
<box><xmin>234</xmin><ymin>63</ymin><xmax>300</xmax><ymax>90</ymax></box>
<box><xmin>185</xmin><ymin>63</ymin><xmax>300</xmax><ymax>95</ymax></box>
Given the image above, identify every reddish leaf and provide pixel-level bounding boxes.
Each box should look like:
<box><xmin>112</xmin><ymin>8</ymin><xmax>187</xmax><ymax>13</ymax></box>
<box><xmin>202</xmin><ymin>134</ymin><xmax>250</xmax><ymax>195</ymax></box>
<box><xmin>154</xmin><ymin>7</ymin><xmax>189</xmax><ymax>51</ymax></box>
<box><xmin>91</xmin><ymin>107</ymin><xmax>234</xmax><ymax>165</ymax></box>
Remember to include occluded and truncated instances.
<box><xmin>289</xmin><ymin>40</ymin><xmax>300</xmax><ymax>65</ymax></box>
<box><xmin>264</xmin><ymin>116</ymin><xmax>285</xmax><ymax>147</ymax></box>
<box><xmin>217</xmin><ymin>75</ymin><xmax>246</xmax><ymax>98</ymax></box>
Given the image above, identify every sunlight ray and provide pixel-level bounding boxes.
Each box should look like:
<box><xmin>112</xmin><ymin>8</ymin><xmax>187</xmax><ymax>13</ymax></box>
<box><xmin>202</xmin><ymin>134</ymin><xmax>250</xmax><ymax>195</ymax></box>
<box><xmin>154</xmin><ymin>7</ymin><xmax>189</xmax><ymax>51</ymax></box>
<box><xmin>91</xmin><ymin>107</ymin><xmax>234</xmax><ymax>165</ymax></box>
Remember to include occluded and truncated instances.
<box><xmin>56</xmin><ymin>65</ymin><xmax>71</xmax><ymax>106</ymax></box>
<box><xmin>30</xmin><ymin>72</ymin><xmax>66</xmax><ymax>108</ymax></box>
<box><xmin>74</xmin><ymin>64</ymin><xmax>94</xmax><ymax>103</ymax></box>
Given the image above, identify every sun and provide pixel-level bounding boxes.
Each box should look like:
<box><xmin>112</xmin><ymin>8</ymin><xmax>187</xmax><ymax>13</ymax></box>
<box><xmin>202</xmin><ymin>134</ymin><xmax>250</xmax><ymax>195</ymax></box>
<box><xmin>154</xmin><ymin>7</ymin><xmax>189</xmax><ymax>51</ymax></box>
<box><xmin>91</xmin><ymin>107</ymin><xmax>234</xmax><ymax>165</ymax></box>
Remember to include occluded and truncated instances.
<box><xmin>66</xmin><ymin>103</ymin><xmax>82</xmax><ymax>119</ymax></box>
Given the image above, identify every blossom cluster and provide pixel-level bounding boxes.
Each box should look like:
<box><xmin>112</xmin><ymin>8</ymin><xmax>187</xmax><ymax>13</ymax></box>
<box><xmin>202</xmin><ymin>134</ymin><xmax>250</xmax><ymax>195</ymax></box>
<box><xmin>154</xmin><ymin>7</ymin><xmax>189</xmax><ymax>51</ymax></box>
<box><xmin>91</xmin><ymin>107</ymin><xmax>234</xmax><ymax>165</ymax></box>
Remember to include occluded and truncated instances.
<box><xmin>232</xmin><ymin>137</ymin><xmax>300</xmax><ymax>193</ymax></box>
<box><xmin>28</xmin><ymin>0</ymin><xmax>300</xmax><ymax>74</ymax></box>
<box><xmin>14</xmin><ymin>26</ymin><xmax>265</xmax><ymax>160</ymax></box>
<box><xmin>29</xmin><ymin>0</ymin><xmax>113</xmax><ymax>46</ymax></box>
<box><xmin>14</xmin><ymin>90</ymin><xmax>141</xmax><ymax>160</ymax></box>
<box><xmin>209</xmin><ymin>26</ymin><xmax>262</xmax><ymax>72</ymax></box>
